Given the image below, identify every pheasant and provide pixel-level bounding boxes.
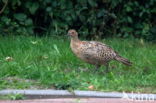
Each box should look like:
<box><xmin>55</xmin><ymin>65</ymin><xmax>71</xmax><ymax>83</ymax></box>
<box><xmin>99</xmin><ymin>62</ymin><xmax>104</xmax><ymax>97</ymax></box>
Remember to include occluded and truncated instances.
<box><xmin>67</xmin><ymin>29</ymin><xmax>132</xmax><ymax>72</ymax></box>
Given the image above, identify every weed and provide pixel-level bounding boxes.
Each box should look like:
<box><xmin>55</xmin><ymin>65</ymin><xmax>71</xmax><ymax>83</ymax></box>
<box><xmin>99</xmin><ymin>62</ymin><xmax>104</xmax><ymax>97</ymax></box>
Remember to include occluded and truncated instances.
<box><xmin>0</xmin><ymin>36</ymin><xmax>156</xmax><ymax>93</ymax></box>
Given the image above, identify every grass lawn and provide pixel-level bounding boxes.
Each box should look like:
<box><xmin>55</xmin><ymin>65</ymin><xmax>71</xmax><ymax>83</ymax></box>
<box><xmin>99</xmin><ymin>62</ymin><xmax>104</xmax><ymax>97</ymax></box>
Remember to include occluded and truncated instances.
<box><xmin>0</xmin><ymin>36</ymin><xmax>156</xmax><ymax>93</ymax></box>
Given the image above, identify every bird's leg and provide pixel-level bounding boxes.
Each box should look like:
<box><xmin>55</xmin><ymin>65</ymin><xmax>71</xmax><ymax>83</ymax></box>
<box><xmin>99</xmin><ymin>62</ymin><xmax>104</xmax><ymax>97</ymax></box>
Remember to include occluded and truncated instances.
<box><xmin>104</xmin><ymin>63</ymin><xmax>109</xmax><ymax>73</ymax></box>
<box><xmin>95</xmin><ymin>65</ymin><xmax>100</xmax><ymax>71</ymax></box>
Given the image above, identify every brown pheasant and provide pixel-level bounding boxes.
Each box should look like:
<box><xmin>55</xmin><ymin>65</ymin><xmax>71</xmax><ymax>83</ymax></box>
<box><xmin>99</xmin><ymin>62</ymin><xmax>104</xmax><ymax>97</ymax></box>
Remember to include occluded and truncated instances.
<box><xmin>67</xmin><ymin>29</ymin><xmax>132</xmax><ymax>72</ymax></box>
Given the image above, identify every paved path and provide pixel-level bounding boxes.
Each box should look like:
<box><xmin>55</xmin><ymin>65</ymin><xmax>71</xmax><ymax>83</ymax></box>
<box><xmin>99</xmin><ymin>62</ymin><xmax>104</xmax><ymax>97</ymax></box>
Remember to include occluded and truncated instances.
<box><xmin>0</xmin><ymin>98</ymin><xmax>155</xmax><ymax>103</ymax></box>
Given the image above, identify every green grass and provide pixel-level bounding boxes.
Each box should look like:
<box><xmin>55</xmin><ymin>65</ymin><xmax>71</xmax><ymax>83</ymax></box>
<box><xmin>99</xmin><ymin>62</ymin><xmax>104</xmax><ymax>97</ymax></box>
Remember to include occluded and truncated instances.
<box><xmin>0</xmin><ymin>36</ymin><xmax>156</xmax><ymax>93</ymax></box>
<box><xmin>0</xmin><ymin>94</ymin><xmax>24</xmax><ymax>100</ymax></box>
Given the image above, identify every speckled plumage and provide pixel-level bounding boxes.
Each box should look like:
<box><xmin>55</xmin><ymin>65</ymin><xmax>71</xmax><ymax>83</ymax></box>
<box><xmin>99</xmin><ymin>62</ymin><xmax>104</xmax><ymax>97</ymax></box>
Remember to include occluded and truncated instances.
<box><xmin>68</xmin><ymin>29</ymin><xmax>132</xmax><ymax>72</ymax></box>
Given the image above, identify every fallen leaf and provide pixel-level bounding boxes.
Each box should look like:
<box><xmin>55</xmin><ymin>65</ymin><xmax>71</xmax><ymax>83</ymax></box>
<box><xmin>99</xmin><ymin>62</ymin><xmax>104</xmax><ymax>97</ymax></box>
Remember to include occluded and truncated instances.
<box><xmin>5</xmin><ymin>56</ymin><xmax>13</xmax><ymax>61</ymax></box>
<box><xmin>88</xmin><ymin>85</ymin><xmax>94</xmax><ymax>90</ymax></box>
<box><xmin>31</xmin><ymin>41</ymin><xmax>38</xmax><ymax>44</ymax></box>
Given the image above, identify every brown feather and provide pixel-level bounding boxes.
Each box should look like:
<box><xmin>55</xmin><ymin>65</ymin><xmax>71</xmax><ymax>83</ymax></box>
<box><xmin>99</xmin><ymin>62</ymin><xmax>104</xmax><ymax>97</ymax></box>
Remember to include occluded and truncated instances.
<box><xmin>68</xmin><ymin>29</ymin><xmax>132</xmax><ymax>70</ymax></box>
<box><xmin>115</xmin><ymin>55</ymin><xmax>132</xmax><ymax>66</ymax></box>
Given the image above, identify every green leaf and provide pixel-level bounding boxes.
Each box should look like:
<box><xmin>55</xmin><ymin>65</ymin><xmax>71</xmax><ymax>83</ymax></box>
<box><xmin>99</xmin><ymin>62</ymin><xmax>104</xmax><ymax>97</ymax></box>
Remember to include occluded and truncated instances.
<box><xmin>46</xmin><ymin>7</ymin><xmax>52</xmax><ymax>12</ymax></box>
<box><xmin>26</xmin><ymin>2</ymin><xmax>39</xmax><ymax>14</ymax></box>
<box><xmin>11</xmin><ymin>0</ymin><xmax>21</xmax><ymax>6</ymax></box>
<box><xmin>88</xmin><ymin>0</ymin><xmax>97</xmax><ymax>7</ymax></box>
<box><xmin>126</xmin><ymin>6</ymin><xmax>132</xmax><ymax>12</ymax></box>
<box><xmin>14</xmin><ymin>13</ymin><xmax>27</xmax><ymax>21</ymax></box>
<box><xmin>97</xmin><ymin>10</ymin><xmax>104</xmax><ymax>17</ymax></box>
<box><xmin>25</xmin><ymin>18</ymin><xmax>33</xmax><ymax>26</ymax></box>
<box><xmin>2</xmin><ymin>0</ymin><xmax>8</xmax><ymax>3</ymax></box>
<box><xmin>30</xmin><ymin>2</ymin><xmax>39</xmax><ymax>14</ymax></box>
<box><xmin>151</xmin><ymin>8</ymin><xmax>156</xmax><ymax>13</ymax></box>
<box><xmin>27</xmin><ymin>27</ymin><xmax>33</xmax><ymax>34</ymax></box>
<box><xmin>45</xmin><ymin>0</ymin><xmax>51</xmax><ymax>3</ymax></box>
<box><xmin>53</xmin><ymin>44</ymin><xmax>60</xmax><ymax>55</ymax></box>
<box><xmin>123</xmin><ymin>32</ymin><xmax>129</xmax><ymax>37</ymax></box>
<box><xmin>110</xmin><ymin>0</ymin><xmax>121</xmax><ymax>8</ymax></box>
<box><xmin>78</xmin><ymin>0</ymin><xmax>87</xmax><ymax>5</ymax></box>
<box><xmin>79</xmin><ymin>15</ymin><xmax>86</xmax><ymax>22</ymax></box>
<box><xmin>1</xmin><ymin>16</ymin><xmax>11</xmax><ymax>25</ymax></box>
<box><xmin>127</xmin><ymin>16</ymin><xmax>133</xmax><ymax>23</ymax></box>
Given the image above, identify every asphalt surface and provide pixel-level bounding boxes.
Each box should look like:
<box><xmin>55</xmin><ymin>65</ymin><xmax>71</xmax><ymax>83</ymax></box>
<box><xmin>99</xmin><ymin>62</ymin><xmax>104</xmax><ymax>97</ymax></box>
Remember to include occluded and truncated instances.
<box><xmin>0</xmin><ymin>98</ymin><xmax>155</xmax><ymax>103</ymax></box>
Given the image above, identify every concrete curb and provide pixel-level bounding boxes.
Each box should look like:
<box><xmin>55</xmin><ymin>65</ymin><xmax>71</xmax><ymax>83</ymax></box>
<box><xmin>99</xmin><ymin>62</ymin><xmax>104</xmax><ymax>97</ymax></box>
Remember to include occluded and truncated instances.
<box><xmin>0</xmin><ymin>89</ymin><xmax>156</xmax><ymax>100</ymax></box>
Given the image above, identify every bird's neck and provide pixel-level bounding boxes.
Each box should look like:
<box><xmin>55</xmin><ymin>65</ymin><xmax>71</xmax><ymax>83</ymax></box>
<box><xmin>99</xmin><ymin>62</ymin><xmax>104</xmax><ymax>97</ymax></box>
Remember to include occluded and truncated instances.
<box><xmin>71</xmin><ymin>36</ymin><xmax>80</xmax><ymax>43</ymax></box>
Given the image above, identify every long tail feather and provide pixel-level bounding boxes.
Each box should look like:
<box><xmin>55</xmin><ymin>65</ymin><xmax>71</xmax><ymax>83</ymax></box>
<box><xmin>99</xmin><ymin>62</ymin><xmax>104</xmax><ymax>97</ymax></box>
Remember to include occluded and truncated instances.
<box><xmin>115</xmin><ymin>55</ymin><xmax>132</xmax><ymax>66</ymax></box>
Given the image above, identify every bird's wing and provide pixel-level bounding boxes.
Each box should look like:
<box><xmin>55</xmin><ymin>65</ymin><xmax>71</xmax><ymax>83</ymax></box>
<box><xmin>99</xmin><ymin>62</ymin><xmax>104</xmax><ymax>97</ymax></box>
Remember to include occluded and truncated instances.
<box><xmin>81</xmin><ymin>41</ymin><xmax>117</xmax><ymax>60</ymax></box>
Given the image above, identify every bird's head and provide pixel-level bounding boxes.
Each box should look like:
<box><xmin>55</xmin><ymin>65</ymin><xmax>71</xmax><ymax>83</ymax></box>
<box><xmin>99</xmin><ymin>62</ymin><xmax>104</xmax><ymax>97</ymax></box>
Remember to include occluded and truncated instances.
<box><xmin>67</xmin><ymin>29</ymin><xmax>78</xmax><ymax>37</ymax></box>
